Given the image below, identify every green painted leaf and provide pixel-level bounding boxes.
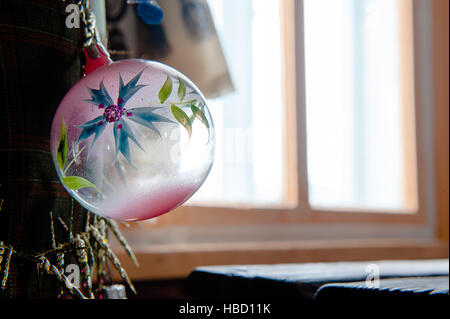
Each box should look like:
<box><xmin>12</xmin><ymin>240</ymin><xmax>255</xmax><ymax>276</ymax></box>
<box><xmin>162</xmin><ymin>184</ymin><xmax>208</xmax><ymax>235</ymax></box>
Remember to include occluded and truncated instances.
<box><xmin>63</xmin><ymin>176</ymin><xmax>100</xmax><ymax>192</ymax></box>
<box><xmin>191</xmin><ymin>104</ymin><xmax>209</xmax><ymax>128</ymax></box>
<box><xmin>171</xmin><ymin>104</ymin><xmax>192</xmax><ymax>139</ymax></box>
<box><xmin>57</xmin><ymin>118</ymin><xmax>68</xmax><ymax>170</ymax></box>
<box><xmin>159</xmin><ymin>75</ymin><xmax>173</xmax><ymax>104</ymax></box>
<box><xmin>177</xmin><ymin>77</ymin><xmax>186</xmax><ymax>101</ymax></box>
<box><xmin>63</xmin><ymin>144</ymin><xmax>87</xmax><ymax>176</ymax></box>
<box><xmin>191</xmin><ymin>104</ymin><xmax>210</xmax><ymax>142</ymax></box>
<box><xmin>179</xmin><ymin>99</ymin><xmax>198</xmax><ymax>107</ymax></box>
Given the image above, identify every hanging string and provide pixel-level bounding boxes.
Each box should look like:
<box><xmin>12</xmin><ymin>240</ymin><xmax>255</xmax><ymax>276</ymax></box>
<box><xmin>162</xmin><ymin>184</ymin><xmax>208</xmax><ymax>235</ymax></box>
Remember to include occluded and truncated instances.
<box><xmin>62</xmin><ymin>0</ymin><xmax>98</xmax><ymax>47</ymax></box>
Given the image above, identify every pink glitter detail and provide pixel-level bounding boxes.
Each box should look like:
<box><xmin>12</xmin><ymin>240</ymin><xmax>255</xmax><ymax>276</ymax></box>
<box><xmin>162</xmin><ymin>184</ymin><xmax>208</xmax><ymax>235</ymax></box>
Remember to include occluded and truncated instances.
<box><xmin>103</xmin><ymin>105</ymin><xmax>124</xmax><ymax>122</ymax></box>
<box><xmin>126</xmin><ymin>112</ymin><xmax>132</xmax><ymax>117</ymax></box>
<box><xmin>98</xmin><ymin>103</ymin><xmax>104</xmax><ymax>109</ymax></box>
<box><xmin>98</xmin><ymin>121</ymin><xmax>104</xmax><ymax>126</ymax></box>
<box><xmin>117</xmin><ymin>98</ymin><xmax>124</xmax><ymax>105</ymax></box>
<box><xmin>117</xmin><ymin>124</ymin><xmax>123</xmax><ymax>129</ymax></box>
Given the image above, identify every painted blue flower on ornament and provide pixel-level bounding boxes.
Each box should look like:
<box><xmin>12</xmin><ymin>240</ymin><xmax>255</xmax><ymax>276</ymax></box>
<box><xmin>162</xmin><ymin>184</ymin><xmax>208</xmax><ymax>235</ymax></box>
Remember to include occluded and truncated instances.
<box><xmin>77</xmin><ymin>70</ymin><xmax>174</xmax><ymax>164</ymax></box>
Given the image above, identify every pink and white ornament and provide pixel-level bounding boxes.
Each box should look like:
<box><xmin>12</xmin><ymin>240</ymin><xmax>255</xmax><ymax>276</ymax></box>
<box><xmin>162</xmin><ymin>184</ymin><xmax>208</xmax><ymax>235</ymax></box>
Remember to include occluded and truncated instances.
<box><xmin>50</xmin><ymin>58</ymin><xmax>214</xmax><ymax>221</ymax></box>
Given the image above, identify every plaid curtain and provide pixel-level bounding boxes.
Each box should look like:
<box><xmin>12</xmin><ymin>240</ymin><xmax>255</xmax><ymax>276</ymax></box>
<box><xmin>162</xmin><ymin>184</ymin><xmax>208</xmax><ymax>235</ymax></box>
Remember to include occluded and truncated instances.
<box><xmin>0</xmin><ymin>0</ymin><xmax>89</xmax><ymax>298</ymax></box>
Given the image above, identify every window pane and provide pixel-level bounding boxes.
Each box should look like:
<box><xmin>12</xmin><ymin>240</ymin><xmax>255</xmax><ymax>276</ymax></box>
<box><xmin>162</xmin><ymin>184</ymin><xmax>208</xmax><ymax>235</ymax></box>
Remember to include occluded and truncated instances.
<box><xmin>188</xmin><ymin>0</ymin><xmax>285</xmax><ymax>205</ymax></box>
<box><xmin>304</xmin><ymin>0</ymin><xmax>418</xmax><ymax>211</ymax></box>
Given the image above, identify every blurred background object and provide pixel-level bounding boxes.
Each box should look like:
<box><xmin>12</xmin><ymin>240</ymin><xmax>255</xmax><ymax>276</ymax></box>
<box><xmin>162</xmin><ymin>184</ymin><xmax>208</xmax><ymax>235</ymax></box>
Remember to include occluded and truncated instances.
<box><xmin>105</xmin><ymin>0</ymin><xmax>234</xmax><ymax>99</ymax></box>
<box><xmin>129</xmin><ymin>0</ymin><xmax>164</xmax><ymax>25</ymax></box>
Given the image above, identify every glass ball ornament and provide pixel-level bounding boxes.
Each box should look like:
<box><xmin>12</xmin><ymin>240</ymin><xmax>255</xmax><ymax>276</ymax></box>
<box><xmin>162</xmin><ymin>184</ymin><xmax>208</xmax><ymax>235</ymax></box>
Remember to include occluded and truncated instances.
<box><xmin>50</xmin><ymin>59</ymin><xmax>214</xmax><ymax>221</ymax></box>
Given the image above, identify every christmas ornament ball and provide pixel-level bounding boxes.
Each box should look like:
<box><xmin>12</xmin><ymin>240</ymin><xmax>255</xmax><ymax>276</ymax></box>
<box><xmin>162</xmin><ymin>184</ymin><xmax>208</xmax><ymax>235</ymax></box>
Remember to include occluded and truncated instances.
<box><xmin>50</xmin><ymin>59</ymin><xmax>214</xmax><ymax>221</ymax></box>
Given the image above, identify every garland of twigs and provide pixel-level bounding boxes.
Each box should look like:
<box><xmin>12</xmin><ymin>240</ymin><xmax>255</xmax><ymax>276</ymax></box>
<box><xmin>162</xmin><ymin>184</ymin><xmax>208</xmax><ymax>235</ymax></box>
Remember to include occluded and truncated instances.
<box><xmin>0</xmin><ymin>1</ymin><xmax>140</xmax><ymax>299</ymax></box>
<box><xmin>0</xmin><ymin>201</ymin><xmax>138</xmax><ymax>299</ymax></box>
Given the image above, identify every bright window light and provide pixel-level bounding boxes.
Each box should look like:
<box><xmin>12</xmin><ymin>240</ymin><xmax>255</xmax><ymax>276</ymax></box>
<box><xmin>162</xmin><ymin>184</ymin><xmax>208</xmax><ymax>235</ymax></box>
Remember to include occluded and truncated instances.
<box><xmin>304</xmin><ymin>0</ymin><xmax>418</xmax><ymax>211</ymax></box>
<box><xmin>188</xmin><ymin>0</ymin><xmax>285</xmax><ymax>205</ymax></box>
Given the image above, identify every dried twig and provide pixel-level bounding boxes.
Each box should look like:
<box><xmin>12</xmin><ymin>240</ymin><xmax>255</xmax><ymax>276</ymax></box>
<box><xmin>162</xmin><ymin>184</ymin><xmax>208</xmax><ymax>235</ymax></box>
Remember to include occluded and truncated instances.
<box><xmin>58</xmin><ymin>217</ymin><xmax>69</xmax><ymax>232</ymax></box>
<box><xmin>105</xmin><ymin>219</ymin><xmax>139</xmax><ymax>267</ymax></box>
<box><xmin>0</xmin><ymin>243</ymin><xmax>13</xmax><ymax>290</ymax></box>
<box><xmin>74</xmin><ymin>234</ymin><xmax>94</xmax><ymax>299</ymax></box>
<box><xmin>38</xmin><ymin>256</ymin><xmax>87</xmax><ymax>299</ymax></box>
<box><xmin>89</xmin><ymin>225</ymin><xmax>136</xmax><ymax>294</ymax></box>
<box><xmin>69</xmin><ymin>199</ymin><xmax>74</xmax><ymax>242</ymax></box>
<box><xmin>50</xmin><ymin>211</ymin><xmax>65</xmax><ymax>298</ymax></box>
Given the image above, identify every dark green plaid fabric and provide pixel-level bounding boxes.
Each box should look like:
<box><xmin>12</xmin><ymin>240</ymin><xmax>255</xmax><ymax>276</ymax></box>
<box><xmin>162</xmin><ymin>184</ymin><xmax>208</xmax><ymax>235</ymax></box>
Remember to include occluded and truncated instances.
<box><xmin>0</xmin><ymin>0</ymin><xmax>88</xmax><ymax>298</ymax></box>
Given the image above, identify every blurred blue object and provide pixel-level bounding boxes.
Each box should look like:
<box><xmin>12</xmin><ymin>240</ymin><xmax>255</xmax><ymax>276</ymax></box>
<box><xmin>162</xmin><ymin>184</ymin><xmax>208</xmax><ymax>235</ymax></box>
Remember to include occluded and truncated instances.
<box><xmin>130</xmin><ymin>0</ymin><xmax>164</xmax><ymax>25</ymax></box>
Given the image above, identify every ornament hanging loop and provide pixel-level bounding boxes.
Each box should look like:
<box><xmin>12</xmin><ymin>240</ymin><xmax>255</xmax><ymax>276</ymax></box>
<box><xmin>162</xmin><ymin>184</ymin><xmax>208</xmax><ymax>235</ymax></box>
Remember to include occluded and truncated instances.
<box><xmin>69</xmin><ymin>0</ymin><xmax>112</xmax><ymax>74</ymax></box>
<box><xmin>65</xmin><ymin>0</ymin><xmax>97</xmax><ymax>48</ymax></box>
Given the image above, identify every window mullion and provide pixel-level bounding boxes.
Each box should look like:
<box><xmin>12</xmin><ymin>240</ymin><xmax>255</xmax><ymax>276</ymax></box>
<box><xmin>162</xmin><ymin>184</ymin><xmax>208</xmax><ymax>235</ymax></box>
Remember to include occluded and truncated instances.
<box><xmin>293</xmin><ymin>0</ymin><xmax>310</xmax><ymax>213</ymax></box>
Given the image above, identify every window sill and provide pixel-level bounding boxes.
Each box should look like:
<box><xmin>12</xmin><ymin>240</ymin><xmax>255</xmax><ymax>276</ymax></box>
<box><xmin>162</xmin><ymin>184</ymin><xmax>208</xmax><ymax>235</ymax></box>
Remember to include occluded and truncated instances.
<box><xmin>111</xmin><ymin>238</ymin><xmax>449</xmax><ymax>281</ymax></box>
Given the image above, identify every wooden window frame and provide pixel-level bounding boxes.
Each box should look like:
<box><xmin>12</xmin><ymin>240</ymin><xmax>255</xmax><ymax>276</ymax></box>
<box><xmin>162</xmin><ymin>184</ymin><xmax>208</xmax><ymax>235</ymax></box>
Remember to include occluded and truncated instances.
<box><xmin>112</xmin><ymin>0</ymin><xmax>449</xmax><ymax>281</ymax></box>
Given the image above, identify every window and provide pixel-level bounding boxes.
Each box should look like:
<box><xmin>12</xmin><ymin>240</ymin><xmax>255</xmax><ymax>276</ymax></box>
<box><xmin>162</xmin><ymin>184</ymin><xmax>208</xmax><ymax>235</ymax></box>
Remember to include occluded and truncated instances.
<box><xmin>128</xmin><ymin>0</ymin><xmax>431</xmax><ymax>232</ymax></box>
<box><xmin>188</xmin><ymin>0</ymin><xmax>286</xmax><ymax>206</ymax></box>
<box><xmin>189</xmin><ymin>0</ymin><xmax>418</xmax><ymax>213</ymax></box>
<box><xmin>303</xmin><ymin>0</ymin><xmax>418</xmax><ymax>212</ymax></box>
